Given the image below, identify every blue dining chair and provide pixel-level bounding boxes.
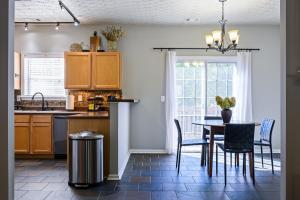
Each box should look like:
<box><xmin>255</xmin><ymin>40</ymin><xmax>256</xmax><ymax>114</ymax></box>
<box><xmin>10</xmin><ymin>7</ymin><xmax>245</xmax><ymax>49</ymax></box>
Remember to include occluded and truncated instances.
<box><xmin>254</xmin><ymin>118</ymin><xmax>275</xmax><ymax>174</ymax></box>
<box><xmin>174</xmin><ymin>119</ymin><xmax>209</xmax><ymax>174</ymax></box>
<box><xmin>216</xmin><ymin>123</ymin><xmax>256</xmax><ymax>185</ymax></box>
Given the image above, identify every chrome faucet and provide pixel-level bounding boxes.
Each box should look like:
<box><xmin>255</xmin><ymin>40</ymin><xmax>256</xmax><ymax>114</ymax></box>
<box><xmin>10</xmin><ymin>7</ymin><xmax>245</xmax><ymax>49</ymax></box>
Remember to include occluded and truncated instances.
<box><xmin>32</xmin><ymin>92</ymin><xmax>46</xmax><ymax>111</ymax></box>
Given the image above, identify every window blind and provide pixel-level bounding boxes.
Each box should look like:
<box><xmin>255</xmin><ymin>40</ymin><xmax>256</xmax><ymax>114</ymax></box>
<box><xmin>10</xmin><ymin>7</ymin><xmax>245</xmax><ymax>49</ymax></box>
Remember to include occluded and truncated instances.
<box><xmin>23</xmin><ymin>55</ymin><xmax>65</xmax><ymax>97</ymax></box>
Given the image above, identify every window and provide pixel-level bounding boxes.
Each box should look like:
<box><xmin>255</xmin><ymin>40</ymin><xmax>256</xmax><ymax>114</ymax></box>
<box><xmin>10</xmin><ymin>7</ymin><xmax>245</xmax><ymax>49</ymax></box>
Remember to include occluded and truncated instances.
<box><xmin>176</xmin><ymin>57</ymin><xmax>236</xmax><ymax>139</ymax></box>
<box><xmin>23</xmin><ymin>54</ymin><xmax>65</xmax><ymax>97</ymax></box>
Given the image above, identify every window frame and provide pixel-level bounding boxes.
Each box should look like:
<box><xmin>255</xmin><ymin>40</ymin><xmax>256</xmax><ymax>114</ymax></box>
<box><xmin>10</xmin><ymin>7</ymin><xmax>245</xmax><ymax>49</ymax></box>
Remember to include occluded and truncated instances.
<box><xmin>176</xmin><ymin>56</ymin><xmax>238</xmax><ymax>118</ymax></box>
<box><xmin>21</xmin><ymin>52</ymin><xmax>66</xmax><ymax>100</ymax></box>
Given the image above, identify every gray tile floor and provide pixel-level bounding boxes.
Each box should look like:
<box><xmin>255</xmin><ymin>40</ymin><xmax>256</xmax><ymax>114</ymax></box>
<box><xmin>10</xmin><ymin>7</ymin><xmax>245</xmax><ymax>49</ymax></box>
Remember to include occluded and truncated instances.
<box><xmin>14</xmin><ymin>153</ymin><xmax>281</xmax><ymax>200</ymax></box>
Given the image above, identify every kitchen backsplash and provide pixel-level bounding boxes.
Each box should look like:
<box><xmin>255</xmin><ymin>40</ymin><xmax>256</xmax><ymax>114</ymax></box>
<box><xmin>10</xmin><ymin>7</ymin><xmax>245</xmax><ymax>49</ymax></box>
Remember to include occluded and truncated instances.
<box><xmin>15</xmin><ymin>90</ymin><xmax>122</xmax><ymax>111</ymax></box>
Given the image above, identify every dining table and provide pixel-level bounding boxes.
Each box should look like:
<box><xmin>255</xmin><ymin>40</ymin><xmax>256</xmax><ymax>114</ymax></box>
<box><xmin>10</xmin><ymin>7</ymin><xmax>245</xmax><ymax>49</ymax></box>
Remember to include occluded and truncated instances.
<box><xmin>192</xmin><ymin>120</ymin><xmax>260</xmax><ymax>177</ymax></box>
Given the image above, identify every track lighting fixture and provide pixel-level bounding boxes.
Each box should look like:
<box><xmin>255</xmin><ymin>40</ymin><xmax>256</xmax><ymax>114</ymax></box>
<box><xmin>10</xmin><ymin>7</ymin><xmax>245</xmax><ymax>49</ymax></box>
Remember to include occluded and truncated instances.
<box><xmin>16</xmin><ymin>1</ymin><xmax>80</xmax><ymax>29</ymax></box>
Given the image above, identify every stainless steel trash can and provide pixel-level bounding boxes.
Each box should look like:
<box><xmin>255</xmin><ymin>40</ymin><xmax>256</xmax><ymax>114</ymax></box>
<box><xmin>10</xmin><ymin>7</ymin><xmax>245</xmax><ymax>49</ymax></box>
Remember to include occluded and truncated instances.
<box><xmin>68</xmin><ymin>131</ymin><xmax>104</xmax><ymax>187</ymax></box>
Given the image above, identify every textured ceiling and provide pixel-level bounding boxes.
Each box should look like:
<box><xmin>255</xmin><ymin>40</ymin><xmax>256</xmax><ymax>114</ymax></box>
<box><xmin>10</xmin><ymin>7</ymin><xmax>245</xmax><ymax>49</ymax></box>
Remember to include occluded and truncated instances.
<box><xmin>15</xmin><ymin>0</ymin><xmax>280</xmax><ymax>25</ymax></box>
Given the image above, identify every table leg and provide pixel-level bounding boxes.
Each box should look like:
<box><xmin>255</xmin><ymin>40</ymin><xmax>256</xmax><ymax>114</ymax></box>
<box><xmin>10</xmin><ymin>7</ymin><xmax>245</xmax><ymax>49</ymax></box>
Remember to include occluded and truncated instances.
<box><xmin>200</xmin><ymin>130</ymin><xmax>206</xmax><ymax>166</ymax></box>
<box><xmin>208</xmin><ymin>127</ymin><xmax>216</xmax><ymax>177</ymax></box>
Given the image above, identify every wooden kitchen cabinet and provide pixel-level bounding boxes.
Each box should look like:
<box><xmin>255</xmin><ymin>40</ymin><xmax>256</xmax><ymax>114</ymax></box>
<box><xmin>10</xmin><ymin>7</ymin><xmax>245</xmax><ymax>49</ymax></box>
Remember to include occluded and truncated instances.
<box><xmin>15</xmin><ymin>114</ymin><xmax>53</xmax><ymax>155</ymax></box>
<box><xmin>64</xmin><ymin>52</ymin><xmax>121</xmax><ymax>90</ymax></box>
<box><xmin>31</xmin><ymin>122</ymin><xmax>52</xmax><ymax>154</ymax></box>
<box><xmin>92</xmin><ymin>52</ymin><xmax>120</xmax><ymax>89</ymax></box>
<box><xmin>15</xmin><ymin>122</ymin><xmax>30</xmax><ymax>154</ymax></box>
<box><xmin>64</xmin><ymin>52</ymin><xmax>92</xmax><ymax>89</ymax></box>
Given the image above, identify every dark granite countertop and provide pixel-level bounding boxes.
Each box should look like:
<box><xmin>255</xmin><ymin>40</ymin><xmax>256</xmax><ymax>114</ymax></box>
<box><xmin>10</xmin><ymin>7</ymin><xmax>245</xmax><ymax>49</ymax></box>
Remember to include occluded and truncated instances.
<box><xmin>15</xmin><ymin>110</ymin><xmax>109</xmax><ymax>119</ymax></box>
<box><xmin>108</xmin><ymin>98</ymin><xmax>139</xmax><ymax>103</ymax></box>
<box><xmin>14</xmin><ymin>110</ymin><xmax>85</xmax><ymax>115</ymax></box>
<box><xmin>54</xmin><ymin>111</ymin><xmax>109</xmax><ymax>119</ymax></box>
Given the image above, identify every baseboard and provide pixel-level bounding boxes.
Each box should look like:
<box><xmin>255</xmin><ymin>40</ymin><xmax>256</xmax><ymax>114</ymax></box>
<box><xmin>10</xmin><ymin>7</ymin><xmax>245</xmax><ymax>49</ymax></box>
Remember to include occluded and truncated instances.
<box><xmin>129</xmin><ymin>149</ymin><xmax>168</xmax><ymax>154</ymax></box>
<box><xmin>118</xmin><ymin>152</ymin><xmax>130</xmax><ymax>179</ymax></box>
<box><xmin>107</xmin><ymin>174</ymin><xmax>120</xmax><ymax>181</ymax></box>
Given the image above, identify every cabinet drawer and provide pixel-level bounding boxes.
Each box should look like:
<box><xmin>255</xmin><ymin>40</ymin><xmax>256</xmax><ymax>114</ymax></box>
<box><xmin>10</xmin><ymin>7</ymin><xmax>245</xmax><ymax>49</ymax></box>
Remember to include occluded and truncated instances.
<box><xmin>31</xmin><ymin>115</ymin><xmax>52</xmax><ymax>123</ymax></box>
<box><xmin>15</xmin><ymin>115</ymin><xmax>30</xmax><ymax>123</ymax></box>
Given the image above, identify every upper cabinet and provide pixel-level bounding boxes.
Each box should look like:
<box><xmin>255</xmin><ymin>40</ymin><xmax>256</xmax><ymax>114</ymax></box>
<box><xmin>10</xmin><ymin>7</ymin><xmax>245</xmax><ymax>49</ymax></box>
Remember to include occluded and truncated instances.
<box><xmin>65</xmin><ymin>52</ymin><xmax>92</xmax><ymax>89</ymax></box>
<box><xmin>64</xmin><ymin>52</ymin><xmax>121</xmax><ymax>90</ymax></box>
<box><xmin>92</xmin><ymin>52</ymin><xmax>120</xmax><ymax>89</ymax></box>
<box><xmin>14</xmin><ymin>52</ymin><xmax>21</xmax><ymax>90</ymax></box>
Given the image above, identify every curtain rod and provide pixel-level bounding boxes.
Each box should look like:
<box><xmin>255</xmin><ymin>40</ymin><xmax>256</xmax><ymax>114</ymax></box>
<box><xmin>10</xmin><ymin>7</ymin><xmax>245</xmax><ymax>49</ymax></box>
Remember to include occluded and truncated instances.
<box><xmin>153</xmin><ymin>47</ymin><xmax>260</xmax><ymax>51</ymax></box>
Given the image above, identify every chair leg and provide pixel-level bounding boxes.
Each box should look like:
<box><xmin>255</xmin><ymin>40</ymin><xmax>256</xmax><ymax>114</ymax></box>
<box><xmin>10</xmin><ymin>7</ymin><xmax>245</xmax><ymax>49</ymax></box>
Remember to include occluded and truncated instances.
<box><xmin>216</xmin><ymin>145</ymin><xmax>218</xmax><ymax>175</ymax></box>
<box><xmin>177</xmin><ymin>146</ymin><xmax>182</xmax><ymax>175</ymax></box>
<box><xmin>270</xmin><ymin>145</ymin><xmax>274</xmax><ymax>174</ymax></box>
<box><xmin>235</xmin><ymin>153</ymin><xmax>239</xmax><ymax>167</ymax></box>
<box><xmin>176</xmin><ymin>142</ymin><xmax>179</xmax><ymax>168</ymax></box>
<box><xmin>201</xmin><ymin>145</ymin><xmax>205</xmax><ymax>166</ymax></box>
<box><xmin>224</xmin><ymin>151</ymin><xmax>227</xmax><ymax>185</ymax></box>
<box><xmin>204</xmin><ymin>146</ymin><xmax>207</xmax><ymax>166</ymax></box>
<box><xmin>206</xmin><ymin>145</ymin><xmax>209</xmax><ymax>167</ymax></box>
<box><xmin>243</xmin><ymin>153</ymin><xmax>246</xmax><ymax>176</ymax></box>
<box><xmin>260</xmin><ymin>145</ymin><xmax>264</xmax><ymax>168</ymax></box>
<box><xmin>252</xmin><ymin>151</ymin><xmax>255</xmax><ymax>185</ymax></box>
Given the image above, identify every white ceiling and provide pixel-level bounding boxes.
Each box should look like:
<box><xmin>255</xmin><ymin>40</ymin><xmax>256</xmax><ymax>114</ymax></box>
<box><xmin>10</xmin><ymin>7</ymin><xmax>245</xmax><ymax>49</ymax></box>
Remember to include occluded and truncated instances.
<box><xmin>15</xmin><ymin>0</ymin><xmax>280</xmax><ymax>25</ymax></box>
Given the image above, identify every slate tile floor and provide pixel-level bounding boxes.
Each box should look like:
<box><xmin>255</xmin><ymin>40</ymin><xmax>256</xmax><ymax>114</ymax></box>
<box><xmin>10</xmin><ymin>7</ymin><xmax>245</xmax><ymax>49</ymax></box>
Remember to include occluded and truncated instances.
<box><xmin>14</xmin><ymin>153</ymin><xmax>281</xmax><ymax>200</ymax></box>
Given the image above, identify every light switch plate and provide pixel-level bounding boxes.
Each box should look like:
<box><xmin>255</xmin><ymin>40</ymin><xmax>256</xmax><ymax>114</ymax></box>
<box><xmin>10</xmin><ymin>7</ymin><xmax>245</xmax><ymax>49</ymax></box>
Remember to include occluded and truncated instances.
<box><xmin>161</xmin><ymin>96</ymin><xmax>165</xmax><ymax>102</ymax></box>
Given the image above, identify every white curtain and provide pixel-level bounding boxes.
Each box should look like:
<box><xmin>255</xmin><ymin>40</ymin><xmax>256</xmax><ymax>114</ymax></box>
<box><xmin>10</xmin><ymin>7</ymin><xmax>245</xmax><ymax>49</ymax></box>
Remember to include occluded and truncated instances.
<box><xmin>233</xmin><ymin>52</ymin><xmax>253</xmax><ymax>121</ymax></box>
<box><xmin>165</xmin><ymin>51</ymin><xmax>177</xmax><ymax>154</ymax></box>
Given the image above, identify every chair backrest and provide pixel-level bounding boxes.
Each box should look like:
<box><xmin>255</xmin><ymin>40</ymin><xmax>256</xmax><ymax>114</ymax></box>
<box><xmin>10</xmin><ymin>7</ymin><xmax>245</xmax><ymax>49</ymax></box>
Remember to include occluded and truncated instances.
<box><xmin>204</xmin><ymin>116</ymin><xmax>222</xmax><ymax>120</ymax></box>
<box><xmin>174</xmin><ymin>119</ymin><xmax>182</xmax><ymax>144</ymax></box>
<box><xmin>260</xmin><ymin>118</ymin><xmax>275</xmax><ymax>143</ymax></box>
<box><xmin>203</xmin><ymin>116</ymin><xmax>222</xmax><ymax>135</ymax></box>
<box><xmin>224</xmin><ymin>123</ymin><xmax>255</xmax><ymax>151</ymax></box>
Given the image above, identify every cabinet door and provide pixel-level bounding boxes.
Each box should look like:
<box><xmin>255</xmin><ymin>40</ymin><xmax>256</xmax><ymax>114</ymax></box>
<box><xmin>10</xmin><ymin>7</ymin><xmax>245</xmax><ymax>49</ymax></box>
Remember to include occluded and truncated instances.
<box><xmin>15</xmin><ymin>123</ymin><xmax>30</xmax><ymax>154</ymax></box>
<box><xmin>65</xmin><ymin>52</ymin><xmax>91</xmax><ymax>89</ymax></box>
<box><xmin>92</xmin><ymin>52</ymin><xmax>120</xmax><ymax>89</ymax></box>
<box><xmin>31</xmin><ymin>123</ymin><xmax>52</xmax><ymax>154</ymax></box>
<box><xmin>14</xmin><ymin>52</ymin><xmax>21</xmax><ymax>90</ymax></box>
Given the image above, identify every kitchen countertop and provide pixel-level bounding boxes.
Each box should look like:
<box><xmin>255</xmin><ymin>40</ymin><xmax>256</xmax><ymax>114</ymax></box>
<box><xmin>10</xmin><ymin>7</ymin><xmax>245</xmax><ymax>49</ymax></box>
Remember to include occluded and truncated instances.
<box><xmin>55</xmin><ymin>111</ymin><xmax>109</xmax><ymax>119</ymax></box>
<box><xmin>15</xmin><ymin>110</ymin><xmax>109</xmax><ymax>119</ymax></box>
<box><xmin>108</xmin><ymin>98</ymin><xmax>139</xmax><ymax>103</ymax></box>
<box><xmin>14</xmin><ymin>110</ymin><xmax>85</xmax><ymax>115</ymax></box>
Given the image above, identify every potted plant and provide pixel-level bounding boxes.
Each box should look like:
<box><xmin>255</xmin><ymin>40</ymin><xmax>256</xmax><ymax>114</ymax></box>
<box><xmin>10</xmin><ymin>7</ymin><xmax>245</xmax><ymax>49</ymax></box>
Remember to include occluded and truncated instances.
<box><xmin>215</xmin><ymin>96</ymin><xmax>236</xmax><ymax>123</ymax></box>
<box><xmin>102</xmin><ymin>25</ymin><xmax>125</xmax><ymax>52</ymax></box>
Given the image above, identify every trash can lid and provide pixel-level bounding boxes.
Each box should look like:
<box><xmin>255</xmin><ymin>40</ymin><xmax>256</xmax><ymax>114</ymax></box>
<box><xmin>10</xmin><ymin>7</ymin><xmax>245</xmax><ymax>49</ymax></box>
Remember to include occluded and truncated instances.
<box><xmin>69</xmin><ymin>131</ymin><xmax>104</xmax><ymax>140</ymax></box>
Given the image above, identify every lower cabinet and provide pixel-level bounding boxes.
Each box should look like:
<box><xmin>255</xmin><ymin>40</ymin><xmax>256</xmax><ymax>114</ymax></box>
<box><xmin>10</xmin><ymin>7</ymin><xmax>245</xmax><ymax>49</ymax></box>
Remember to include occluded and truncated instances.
<box><xmin>15</xmin><ymin>122</ymin><xmax>30</xmax><ymax>154</ymax></box>
<box><xmin>15</xmin><ymin>114</ymin><xmax>53</xmax><ymax>155</ymax></box>
<box><xmin>31</xmin><ymin>122</ymin><xmax>52</xmax><ymax>154</ymax></box>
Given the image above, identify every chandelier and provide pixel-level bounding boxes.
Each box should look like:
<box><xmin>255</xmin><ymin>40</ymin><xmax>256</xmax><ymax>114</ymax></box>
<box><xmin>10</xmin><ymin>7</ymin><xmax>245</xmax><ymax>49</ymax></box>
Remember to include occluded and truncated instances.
<box><xmin>205</xmin><ymin>0</ymin><xmax>239</xmax><ymax>53</ymax></box>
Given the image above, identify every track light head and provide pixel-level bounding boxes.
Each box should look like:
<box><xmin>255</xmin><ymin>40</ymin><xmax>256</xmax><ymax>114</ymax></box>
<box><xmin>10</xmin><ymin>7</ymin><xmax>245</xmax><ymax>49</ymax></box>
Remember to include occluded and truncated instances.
<box><xmin>24</xmin><ymin>23</ymin><xmax>29</xmax><ymax>31</ymax></box>
<box><xmin>55</xmin><ymin>22</ymin><xmax>60</xmax><ymax>30</ymax></box>
<box><xmin>74</xmin><ymin>20</ymin><xmax>79</xmax><ymax>26</ymax></box>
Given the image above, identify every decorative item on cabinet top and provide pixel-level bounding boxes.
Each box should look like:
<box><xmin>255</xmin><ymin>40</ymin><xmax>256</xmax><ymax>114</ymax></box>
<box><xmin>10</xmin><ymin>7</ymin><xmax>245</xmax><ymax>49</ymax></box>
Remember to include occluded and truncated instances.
<box><xmin>102</xmin><ymin>25</ymin><xmax>125</xmax><ymax>52</ymax></box>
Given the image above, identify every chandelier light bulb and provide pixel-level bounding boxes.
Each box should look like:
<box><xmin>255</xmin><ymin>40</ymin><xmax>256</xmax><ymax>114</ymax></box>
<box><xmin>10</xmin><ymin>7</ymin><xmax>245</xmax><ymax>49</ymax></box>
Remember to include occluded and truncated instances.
<box><xmin>228</xmin><ymin>30</ymin><xmax>239</xmax><ymax>43</ymax></box>
<box><xmin>212</xmin><ymin>30</ymin><xmax>222</xmax><ymax>43</ymax></box>
<box><xmin>205</xmin><ymin>35</ymin><xmax>214</xmax><ymax>46</ymax></box>
<box><xmin>235</xmin><ymin>35</ymin><xmax>240</xmax><ymax>45</ymax></box>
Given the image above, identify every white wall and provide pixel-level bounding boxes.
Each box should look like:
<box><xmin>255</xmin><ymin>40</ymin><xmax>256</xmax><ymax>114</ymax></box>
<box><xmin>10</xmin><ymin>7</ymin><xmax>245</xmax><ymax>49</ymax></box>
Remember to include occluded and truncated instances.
<box><xmin>15</xmin><ymin>24</ymin><xmax>281</xmax><ymax>151</ymax></box>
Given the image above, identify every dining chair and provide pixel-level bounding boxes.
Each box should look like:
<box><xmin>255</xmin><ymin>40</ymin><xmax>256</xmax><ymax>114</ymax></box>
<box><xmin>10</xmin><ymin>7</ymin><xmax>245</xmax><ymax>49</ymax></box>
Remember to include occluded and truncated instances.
<box><xmin>215</xmin><ymin>123</ymin><xmax>256</xmax><ymax>185</ymax></box>
<box><xmin>174</xmin><ymin>119</ymin><xmax>209</xmax><ymax>174</ymax></box>
<box><xmin>254</xmin><ymin>118</ymin><xmax>275</xmax><ymax>174</ymax></box>
<box><xmin>203</xmin><ymin>116</ymin><xmax>237</xmax><ymax>166</ymax></box>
